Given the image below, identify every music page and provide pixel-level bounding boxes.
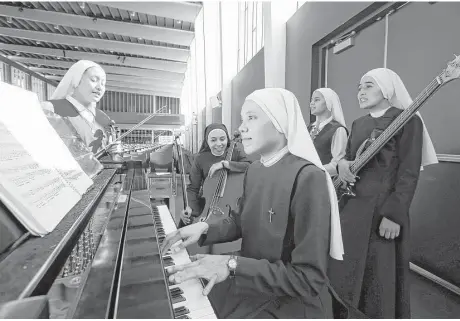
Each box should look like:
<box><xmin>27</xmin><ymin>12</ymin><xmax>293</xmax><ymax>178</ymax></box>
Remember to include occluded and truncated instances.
<box><xmin>0</xmin><ymin>83</ymin><xmax>92</xmax><ymax>235</ymax></box>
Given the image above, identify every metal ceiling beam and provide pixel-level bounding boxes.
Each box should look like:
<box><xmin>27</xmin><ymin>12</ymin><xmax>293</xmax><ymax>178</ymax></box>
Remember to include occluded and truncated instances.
<box><xmin>0</xmin><ymin>27</ymin><xmax>189</xmax><ymax>61</ymax></box>
<box><xmin>0</xmin><ymin>43</ymin><xmax>187</xmax><ymax>73</ymax></box>
<box><xmin>106</xmin><ymin>85</ymin><xmax>181</xmax><ymax>98</ymax></box>
<box><xmin>96</xmin><ymin>2</ymin><xmax>202</xmax><ymax>23</ymax></box>
<box><xmin>0</xmin><ymin>4</ymin><xmax>194</xmax><ymax>46</ymax></box>
<box><xmin>9</xmin><ymin>56</ymin><xmax>184</xmax><ymax>81</ymax></box>
<box><xmin>43</xmin><ymin>73</ymin><xmax>182</xmax><ymax>89</ymax></box>
<box><xmin>45</xmin><ymin>74</ymin><xmax>182</xmax><ymax>93</ymax></box>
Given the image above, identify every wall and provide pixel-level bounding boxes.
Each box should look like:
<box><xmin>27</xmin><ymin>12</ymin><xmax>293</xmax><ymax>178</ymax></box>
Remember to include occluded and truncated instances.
<box><xmin>285</xmin><ymin>1</ymin><xmax>460</xmax><ymax>286</ymax></box>
<box><xmin>230</xmin><ymin>48</ymin><xmax>265</xmax><ymax>133</ymax></box>
<box><xmin>285</xmin><ymin>2</ymin><xmax>375</xmax><ymax>122</ymax></box>
<box><xmin>386</xmin><ymin>2</ymin><xmax>460</xmax><ymax>155</ymax></box>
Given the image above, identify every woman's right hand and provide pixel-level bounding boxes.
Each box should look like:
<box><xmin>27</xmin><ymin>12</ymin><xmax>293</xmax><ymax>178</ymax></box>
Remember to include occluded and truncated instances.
<box><xmin>160</xmin><ymin>222</ymin><xmax>209</xmax><ymax>254</ymax></box>
<box><xmin>180</xmin><ymin>206</ymin><xmax>193</xmax><ymax>225</ymax></box>
<box><xmin>338</xmin><ymin>159</ymin><xmax>356</xmax><ymax>184</ymax></box>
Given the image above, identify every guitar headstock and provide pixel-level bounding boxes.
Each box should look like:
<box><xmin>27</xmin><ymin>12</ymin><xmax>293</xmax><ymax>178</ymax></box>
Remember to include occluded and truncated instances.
<box><xmin>232</xmin><ymin>130</ymin><xmax>242</xmax><ymax>143</ymax></box>
<box><xmin>439</xmin><ymin>54</ymin><xmax>460</xmax><ymax>84</ymax></box>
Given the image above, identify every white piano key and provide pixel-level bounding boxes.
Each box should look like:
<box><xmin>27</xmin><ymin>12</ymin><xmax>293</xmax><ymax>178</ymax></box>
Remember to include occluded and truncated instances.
<box><xmin>154</xmin><ymin>204</ymin><xmax>217</xmax><ymax>319</ymax></box>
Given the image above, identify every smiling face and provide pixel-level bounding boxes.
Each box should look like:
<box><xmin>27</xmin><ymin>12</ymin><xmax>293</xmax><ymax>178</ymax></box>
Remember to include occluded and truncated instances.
<box><xmin>238</xmin><ymin>100</ymin><xmax>286</xmax><ymax>156</ymax></box>
<box><xmin>310</xmin><ymin>91</ymin><xmax>328</xmax><ymax>116</ymax></box>
<box><xmin>357</xmin><ymin>76</ymin><xmax>386</xmax><ymax>110</ymax></box>
<box><xmin>72</xmin><ymin>67</ymin><xmax>106</xmax><ymax>106</ymax></box>
<box><xmin>207</xmin><ymin>128</ymin><xmax>228</xmax><ymax>156</ymax></box>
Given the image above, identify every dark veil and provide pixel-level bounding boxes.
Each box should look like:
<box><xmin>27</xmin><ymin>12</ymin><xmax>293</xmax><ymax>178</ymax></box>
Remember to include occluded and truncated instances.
<box><xmin>198</xmin><ymin>123</ymin><xmax>231</xmax><ymax>153</ymax></box>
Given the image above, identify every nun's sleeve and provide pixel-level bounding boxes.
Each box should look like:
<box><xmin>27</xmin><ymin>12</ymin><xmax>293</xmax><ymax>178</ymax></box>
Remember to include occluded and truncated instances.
<box><xmin>378</xmin><ymin>115</ymin><xmax>423</xmax><ymax>225</ymax></box>
<box><xmin>226</xmin><ymin>143</ymin><xmax>251</xmax><ymax>173</ymax></box>
<box><xmin>187</xmin><ymin>156</ymin><xmax>205</xmax><ymax>217</ymax></box>
<box><xmin>324</xmin><ymin>127</ymin><xmax>348</xmax><ymax>176</ymax></box>
<box><xmin>233</xmin><ymin>166</ymin><xmax>330</xmax><ymax>298</ymax></box>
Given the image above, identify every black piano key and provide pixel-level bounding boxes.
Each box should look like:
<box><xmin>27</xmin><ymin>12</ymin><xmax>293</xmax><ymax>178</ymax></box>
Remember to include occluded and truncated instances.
<box><xmin>164</xmin><ymin>261</ymin><xmax>174</xmax><ymax>268</ymax></box>
<box><xmin>173</xmin><ymin>306</ymin><xmax>190</xmax><ymax>318</ymax></box>
<box><xmin>170</xmin><ymin>287</ymin><xmax>183</xmax><ymax>295</ymax></box>
<box><xmin>171</xmin><ymin>294</ymin><xmax>186</xmax><ymax>305</ymax></box>
<box><xmin>177</xmin><ymin>315</ymin><xmax>190</xmax><ymax>319</ymax></box>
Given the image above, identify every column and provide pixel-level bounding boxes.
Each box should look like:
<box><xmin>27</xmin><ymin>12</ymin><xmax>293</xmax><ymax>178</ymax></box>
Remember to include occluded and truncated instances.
<box><xmin>263</xmin><ymin>2</ymin><xmax>298</xmax><ymax>88</ymax></box>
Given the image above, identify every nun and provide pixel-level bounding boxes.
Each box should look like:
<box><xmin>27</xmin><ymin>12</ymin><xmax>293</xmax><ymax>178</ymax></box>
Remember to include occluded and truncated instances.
<box><xmin>161</xmin><ymin>88</ymin><xmax>344</xmax><ymax>318</ymax></box>
<box><xmin>308</xmin><ymin>88</ymin><xmax>348</xmax><ymax>176</ymax></box>
<box><xmin>41</xmin><ymin>60</ymin><xmax>120</xmax><ymax>157</ymax></box>
<box><xmin>180</xmin><ymin>123</ymin><xmax>251</xmax><ymax>226</ymax></box>
<box><xmin>329</xmin><ymin>68</ymin><xmax>438</xmax><ymax>318</ymax></box>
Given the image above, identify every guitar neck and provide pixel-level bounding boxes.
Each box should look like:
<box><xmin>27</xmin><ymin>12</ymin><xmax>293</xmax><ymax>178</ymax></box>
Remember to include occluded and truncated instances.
<box><xmin>350</xmin><ymin>77</ymin><xmax>441</xmax><ymax>175</ymax></box>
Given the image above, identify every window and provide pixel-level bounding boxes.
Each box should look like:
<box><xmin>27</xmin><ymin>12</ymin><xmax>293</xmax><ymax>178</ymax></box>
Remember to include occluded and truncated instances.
<box><xmin>0</xmin><ymin>63</ymin><xmax>4</xmax><ymax>82</ymax></box>
<box><xmin>11</xmin><ymin>67</ymin><xmax>27</xmax><ymax>89</ymax></box>
<box><xmin>237</xmin><ymin>1</ymin><xmax>264</xmax><ymax>72</ymax></box>
<box><xmin>31</xmin><ymin>77</ymin><xmax>46</xmax><ymax>101</ymax></box>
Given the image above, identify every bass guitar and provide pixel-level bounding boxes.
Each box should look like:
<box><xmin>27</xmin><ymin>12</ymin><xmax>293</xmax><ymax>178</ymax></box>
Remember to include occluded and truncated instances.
<box><xmin>336</xmin><ymin>55</ymin><xmax>460</xmax><ymax>199</ymax></box>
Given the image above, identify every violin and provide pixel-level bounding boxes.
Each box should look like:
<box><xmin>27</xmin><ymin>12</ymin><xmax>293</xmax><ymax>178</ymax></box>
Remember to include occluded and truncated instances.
<box><xmin>195</xmin><ymin>131</ymin><xmax>245</xmax><ymax>254</ymax></box>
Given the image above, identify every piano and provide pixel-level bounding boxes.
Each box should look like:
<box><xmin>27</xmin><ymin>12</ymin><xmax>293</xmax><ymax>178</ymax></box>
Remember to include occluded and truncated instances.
<box><xmin>0</xmin><ymin>160</ymin><xmax>216</xmax><ymax>319</ymax></box>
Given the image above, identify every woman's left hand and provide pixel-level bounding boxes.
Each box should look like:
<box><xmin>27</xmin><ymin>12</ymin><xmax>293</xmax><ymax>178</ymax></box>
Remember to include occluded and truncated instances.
<box><xmin>208</xmin><ymin>161</ymin><xmax>226</xmax><ymax>178</ymax></box>
<box><xmin>166</xmin><ymin>254</ymin><xmax>230</xmax><ymax>295</ymax></box>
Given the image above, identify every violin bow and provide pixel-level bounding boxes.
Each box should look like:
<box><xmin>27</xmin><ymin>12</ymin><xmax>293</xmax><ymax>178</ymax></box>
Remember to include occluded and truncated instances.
<box><xmin>95</xmin><ymin>105</ymin><xmax>168</xmax><ymax>158</ymax></box>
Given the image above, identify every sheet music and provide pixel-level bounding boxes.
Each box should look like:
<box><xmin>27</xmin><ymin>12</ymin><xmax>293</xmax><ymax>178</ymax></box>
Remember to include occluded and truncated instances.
<box><xmin>0</xmin><ymin>82</ymin><xmax>93</xmax><ymax>235</ymax></box>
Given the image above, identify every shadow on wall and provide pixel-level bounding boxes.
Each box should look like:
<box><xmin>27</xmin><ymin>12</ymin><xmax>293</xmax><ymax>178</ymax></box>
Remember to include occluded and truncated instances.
<box><xmin>231</xmin><ymin>48</ymin><xmax>265</xmax><ymax>134</ymax></box>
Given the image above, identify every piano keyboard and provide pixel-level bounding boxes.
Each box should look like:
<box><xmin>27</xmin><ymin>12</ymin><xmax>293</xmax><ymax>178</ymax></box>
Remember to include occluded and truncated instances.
<box><xmin>152</xmin><ymin>204</ymin><xmax>217</xmax><ymax>319</ymax></box>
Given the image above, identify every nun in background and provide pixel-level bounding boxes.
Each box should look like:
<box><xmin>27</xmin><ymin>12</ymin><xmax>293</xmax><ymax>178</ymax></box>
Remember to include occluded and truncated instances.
<box><xmin>41</xmin><ymin>60</ymin><xmax>121</xmax><ymax>157</ymax></box>
<box><xmin>329</xmin><ymin>68</ymin><xmax>438</xmax><ymax>318</ymax></box>
<box><xmin>308</xmin><ymin>88</ymin><xmax>348</xmax><ymax>176</ymax></box>
<box><xmin>180</xmin><ymin>123</ymin><xmax>251</xmax><ymax>226</ymax></box>
<box><xmin>161</xmin><ymin>88</ymin><xmax>344</xmax><ymax>318</ymax></box>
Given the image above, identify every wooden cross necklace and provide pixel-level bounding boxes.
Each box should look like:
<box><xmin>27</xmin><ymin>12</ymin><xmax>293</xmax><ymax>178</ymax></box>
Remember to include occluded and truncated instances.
<box><xmin>268</xmin><ymin>208</ymin><xmax>275</xmax><ymax>223</ymax></box>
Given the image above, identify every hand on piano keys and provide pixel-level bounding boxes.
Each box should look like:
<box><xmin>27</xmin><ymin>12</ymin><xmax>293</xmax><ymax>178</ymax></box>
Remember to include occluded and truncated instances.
<box><xmin>154</xmin><ymin>205</ymin><xmax>217</xmax><ymax>319</ymax></box>
<box><xmin>160</xmin><ymin>221</ymin><xmax>209</xmax><ymax>254</ymax></box>
<box><xmin>166</xmin><ymin>254</ymin><xmax>231</xmax><ymax>296</ymax></box>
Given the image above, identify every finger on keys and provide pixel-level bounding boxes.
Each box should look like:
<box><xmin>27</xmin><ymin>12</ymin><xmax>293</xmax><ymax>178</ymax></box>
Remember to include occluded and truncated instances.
<box><xmin>170</xmin><ymin>267</ymin><xmax>202</xmax><ymax>284</ymax></box>
<box><xmin>172</xmin><ymin>235</ymin><xmax>198</xmax><ymax>252</ymax></box>
<box><xmin>167</xmin><ymin>260</ymin><xmax>200</xmax><ymax>275</ymax></box>
<box><xmin>190</xmin><ymin>254</ymin><xmax>207</xmax><ymax>262</ymax></box>
<box><xmin>203</xmin><ymin>274</ymin><xmax>218</xmax><ymax>296</ymax></box>
<box><xmin>160</xmin><ymin>232</ymin><xmax>181</xmax><ymax>253</ymax></box>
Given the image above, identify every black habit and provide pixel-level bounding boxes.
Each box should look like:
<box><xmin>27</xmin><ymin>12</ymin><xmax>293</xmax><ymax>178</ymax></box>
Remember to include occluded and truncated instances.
<box><xmin>187</xmin><ymin>144</ymin><xmax>250</xmax><ymax>218</ymax></box>
<box><xmin>328</xmin><ymin>107</ymin><xmax>424</xmax><ymax>318</ymax></box>
<box><xmin>198</xmin><ymin>153</ymin><xmax>333</xmax><ymax>318</ymax></box>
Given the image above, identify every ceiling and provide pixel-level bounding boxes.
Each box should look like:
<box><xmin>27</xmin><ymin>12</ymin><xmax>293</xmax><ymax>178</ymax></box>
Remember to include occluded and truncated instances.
<box><xmin>0</xmin><ymin>1</ymin><xmax>202</xmax><ymax>98</ymax></box>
